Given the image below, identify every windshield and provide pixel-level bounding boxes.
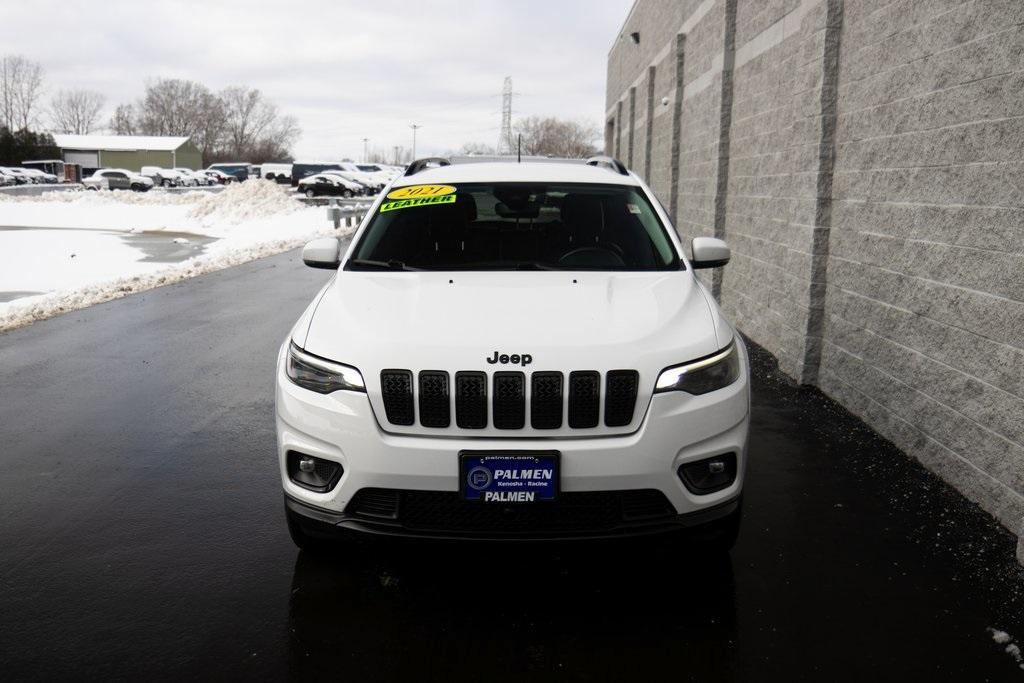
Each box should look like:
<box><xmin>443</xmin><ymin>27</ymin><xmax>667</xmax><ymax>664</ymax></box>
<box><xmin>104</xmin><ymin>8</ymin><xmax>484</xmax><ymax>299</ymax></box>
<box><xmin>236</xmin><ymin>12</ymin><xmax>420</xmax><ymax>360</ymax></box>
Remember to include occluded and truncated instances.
<box><xmin>348</xmin><ymin>183</ymin><xmax>680</xmax><ymax>271</ymax></box>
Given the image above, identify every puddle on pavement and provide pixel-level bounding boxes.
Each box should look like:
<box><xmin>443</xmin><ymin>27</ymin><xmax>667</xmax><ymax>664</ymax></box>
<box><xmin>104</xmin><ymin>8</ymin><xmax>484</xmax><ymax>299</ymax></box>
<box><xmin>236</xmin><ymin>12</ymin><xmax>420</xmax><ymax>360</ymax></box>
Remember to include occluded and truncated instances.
<box><xmin>120</xmin><ymin>230</ymin><xmax>219</xmax><ymax>263</ymax></box>
<box><xmin>0</xmin><ymin>225</ymin><xmax>219</xmax><ymax>265</ymax></box>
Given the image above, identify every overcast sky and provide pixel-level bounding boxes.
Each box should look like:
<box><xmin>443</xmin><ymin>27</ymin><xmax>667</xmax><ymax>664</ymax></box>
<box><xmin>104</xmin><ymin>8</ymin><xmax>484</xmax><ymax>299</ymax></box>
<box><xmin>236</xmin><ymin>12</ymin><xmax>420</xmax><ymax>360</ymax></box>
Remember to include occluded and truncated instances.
<box><xmin>1</xmin><ymin>0</ymin><xmax>633</xmax><ymax>161</ymax></box>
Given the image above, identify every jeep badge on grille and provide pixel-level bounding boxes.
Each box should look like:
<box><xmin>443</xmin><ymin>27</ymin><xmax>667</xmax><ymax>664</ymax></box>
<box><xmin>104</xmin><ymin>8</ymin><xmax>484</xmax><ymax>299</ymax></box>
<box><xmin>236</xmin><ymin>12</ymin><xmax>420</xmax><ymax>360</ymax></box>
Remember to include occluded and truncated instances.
<box><xmin>486</xmin><ymin>351</ymin><xmax>533</xmax><ymax>367</ymax></box>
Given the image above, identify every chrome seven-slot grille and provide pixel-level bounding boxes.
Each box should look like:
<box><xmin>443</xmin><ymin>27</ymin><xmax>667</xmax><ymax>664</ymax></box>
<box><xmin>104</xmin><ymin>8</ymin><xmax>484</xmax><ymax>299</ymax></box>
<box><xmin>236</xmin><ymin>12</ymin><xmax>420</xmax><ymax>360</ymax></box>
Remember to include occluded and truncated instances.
<box><xmin>379</xmin><ymin>369</ymin><xmax>639</xmax><ymax>430</ymax></box>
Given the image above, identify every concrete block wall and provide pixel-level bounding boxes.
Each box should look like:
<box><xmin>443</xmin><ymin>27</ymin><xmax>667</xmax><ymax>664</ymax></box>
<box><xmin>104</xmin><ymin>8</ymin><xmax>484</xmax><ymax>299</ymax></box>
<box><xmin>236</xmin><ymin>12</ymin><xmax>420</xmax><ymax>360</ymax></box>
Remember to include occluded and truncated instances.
<box><xmin>607</xmin><ymin>0</ymin><xmax>1024</xmax><ymax>550</ymax></box>
<box><xmin>818</xmin><ymin>0</ymin><xmax>1024</xmax><ymax>535</ymax></box>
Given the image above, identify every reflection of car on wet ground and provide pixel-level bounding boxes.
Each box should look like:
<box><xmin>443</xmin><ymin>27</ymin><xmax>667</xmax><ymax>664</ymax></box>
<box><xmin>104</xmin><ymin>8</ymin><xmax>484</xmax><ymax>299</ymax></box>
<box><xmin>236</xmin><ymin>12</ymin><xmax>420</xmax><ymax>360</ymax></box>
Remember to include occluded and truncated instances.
<box><xmin>278</xmin><ymin>155</ymin><xmax>749</xmax><ymax>550</ymax></box>
<box><xmin>297</xmin><ymin>173</ymin><xmax>361</xmax><ymax>197</ymax></box>
<box><xmin>82</xmin><ymin>169</ymin><xmax>154</xmax><ymax>192</ymax></box>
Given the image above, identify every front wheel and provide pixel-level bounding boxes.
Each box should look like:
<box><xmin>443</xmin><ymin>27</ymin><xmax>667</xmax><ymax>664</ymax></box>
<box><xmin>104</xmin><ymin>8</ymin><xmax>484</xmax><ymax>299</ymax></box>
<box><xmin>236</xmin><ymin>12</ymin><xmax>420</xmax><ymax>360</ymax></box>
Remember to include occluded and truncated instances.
<box><xmin>305</xmin><ymin>188</ymin><xmax>316</xmax><ymax>197</ymax></box>
<box><xmin>342</xmin><ymin>189</ymin><xmax>352</xmax><ymax>198</ymax></box>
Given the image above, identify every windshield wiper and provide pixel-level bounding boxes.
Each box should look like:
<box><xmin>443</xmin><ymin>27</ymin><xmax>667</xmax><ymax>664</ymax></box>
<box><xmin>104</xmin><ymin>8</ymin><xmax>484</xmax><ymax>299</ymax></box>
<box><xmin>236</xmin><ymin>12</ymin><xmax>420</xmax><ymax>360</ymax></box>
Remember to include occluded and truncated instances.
<box><xmin>347</xmin><ymin>259</ymin><xmax>422</xmax><ymax>271</ymax></box>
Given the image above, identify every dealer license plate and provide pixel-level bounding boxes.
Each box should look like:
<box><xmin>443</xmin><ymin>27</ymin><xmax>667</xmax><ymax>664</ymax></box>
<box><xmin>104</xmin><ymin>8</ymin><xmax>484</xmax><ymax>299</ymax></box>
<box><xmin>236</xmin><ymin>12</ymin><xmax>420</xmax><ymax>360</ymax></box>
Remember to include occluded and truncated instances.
<box><xmin>459</xmin><ymin>451</ymin><xmax>559</xmax><ymax>503</ymax></box>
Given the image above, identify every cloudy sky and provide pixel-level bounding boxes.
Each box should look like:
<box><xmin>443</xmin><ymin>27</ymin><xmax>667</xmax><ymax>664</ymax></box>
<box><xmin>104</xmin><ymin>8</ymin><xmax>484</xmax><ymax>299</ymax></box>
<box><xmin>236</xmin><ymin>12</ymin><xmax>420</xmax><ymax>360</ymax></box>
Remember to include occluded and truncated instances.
<box><xmin>2</xmin><ymin>0</ymin><xmax>633</xmax><ymax>161</ymax></box>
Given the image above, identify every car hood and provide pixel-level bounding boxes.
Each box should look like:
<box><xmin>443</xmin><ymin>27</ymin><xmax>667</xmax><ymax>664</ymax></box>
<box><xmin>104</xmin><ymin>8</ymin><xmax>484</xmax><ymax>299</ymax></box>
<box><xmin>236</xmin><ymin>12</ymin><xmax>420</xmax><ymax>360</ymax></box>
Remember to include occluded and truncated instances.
<box><xmin>298</xmin><ymin>269</ymin><xmax>732</xmax><ymax>436</ymax></box>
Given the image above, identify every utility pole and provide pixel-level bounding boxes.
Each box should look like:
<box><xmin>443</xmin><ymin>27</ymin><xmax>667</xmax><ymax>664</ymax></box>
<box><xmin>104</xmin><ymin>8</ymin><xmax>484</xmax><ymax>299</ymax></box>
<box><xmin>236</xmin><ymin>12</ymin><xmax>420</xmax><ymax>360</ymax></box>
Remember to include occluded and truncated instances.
<box><xmin>410</xmin><ymin>124</ymin><xmax>422</xmax><ymax>160</ymax></box>
<box><xmin>393</xmin><ymin>145</ymin><xmax>400</xmax><ymax>165</ymax></box>
<box><xmin>362</xmin><ymin>137</ymin><xmax>369</xmax><ymax>162</ymax></box>
<box><xmin>497</xmin><ymin>76</ymin><xmax>513</xmax><ymax>155</ymax></box>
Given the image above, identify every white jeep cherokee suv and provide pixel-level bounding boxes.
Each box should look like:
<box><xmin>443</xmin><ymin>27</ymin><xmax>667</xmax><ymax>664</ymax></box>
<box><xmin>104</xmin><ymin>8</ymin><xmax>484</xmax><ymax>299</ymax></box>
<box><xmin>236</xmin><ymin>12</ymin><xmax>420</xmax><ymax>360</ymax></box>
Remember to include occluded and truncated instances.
<box><xmin>277</xmin><ymin>156</ymin><xmax>750</xmax><ymax>549</ymax></box>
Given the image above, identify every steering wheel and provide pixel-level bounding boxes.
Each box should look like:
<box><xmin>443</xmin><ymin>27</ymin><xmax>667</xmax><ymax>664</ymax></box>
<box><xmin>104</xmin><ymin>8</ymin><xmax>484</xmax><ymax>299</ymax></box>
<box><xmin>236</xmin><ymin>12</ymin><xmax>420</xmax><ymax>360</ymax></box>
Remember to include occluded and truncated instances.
<box><xmin>558</xmin><ymin>246</ymin><xmax>627</xmax><ymax>268</ymax></box>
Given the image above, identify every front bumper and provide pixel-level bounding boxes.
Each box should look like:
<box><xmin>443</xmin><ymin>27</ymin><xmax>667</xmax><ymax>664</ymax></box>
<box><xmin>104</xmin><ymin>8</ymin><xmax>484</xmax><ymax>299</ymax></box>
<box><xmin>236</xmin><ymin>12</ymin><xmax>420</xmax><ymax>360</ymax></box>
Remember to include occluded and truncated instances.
<box><xmin>276</xmin><ymin>341</ymin><xmax>750</xmax><ymax>538</ymax></box>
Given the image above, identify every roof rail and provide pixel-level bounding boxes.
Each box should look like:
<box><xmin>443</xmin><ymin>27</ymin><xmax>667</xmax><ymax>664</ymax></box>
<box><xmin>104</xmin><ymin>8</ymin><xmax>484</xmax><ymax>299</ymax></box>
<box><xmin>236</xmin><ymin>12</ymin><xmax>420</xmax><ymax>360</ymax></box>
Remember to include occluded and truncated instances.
<box><xmin>585</xmin><ymin>155</ymin><xmax>629</xmax><ymax>175</ymax></box>
<box><xmin>404</xmin><ymin>157</ymin><xmax>451</xmax><ymax>176</ymax></box>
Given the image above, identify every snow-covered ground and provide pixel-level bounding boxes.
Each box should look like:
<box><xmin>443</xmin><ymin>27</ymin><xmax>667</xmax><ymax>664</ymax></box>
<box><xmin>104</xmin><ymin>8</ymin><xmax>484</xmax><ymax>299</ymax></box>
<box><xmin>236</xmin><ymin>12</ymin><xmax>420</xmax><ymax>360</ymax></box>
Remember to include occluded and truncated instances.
<box><xmin>0</xmin><ymin>182</ymin><xmax>363</xmax><ymax>333</ymax></box>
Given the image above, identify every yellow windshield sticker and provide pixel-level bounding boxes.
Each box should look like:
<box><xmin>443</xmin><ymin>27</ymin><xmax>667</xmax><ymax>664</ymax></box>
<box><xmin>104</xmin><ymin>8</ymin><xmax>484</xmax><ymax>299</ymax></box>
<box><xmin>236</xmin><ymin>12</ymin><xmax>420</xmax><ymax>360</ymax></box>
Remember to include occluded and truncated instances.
<box><xmin>380</xmin><ymin>195</ymin><xmax>457</xmax><ymax>212</ymax></box>
<box><xmin>387</xmin><ymin>184</ymin><xmax>457</xmax><ymax>200</ymax></box>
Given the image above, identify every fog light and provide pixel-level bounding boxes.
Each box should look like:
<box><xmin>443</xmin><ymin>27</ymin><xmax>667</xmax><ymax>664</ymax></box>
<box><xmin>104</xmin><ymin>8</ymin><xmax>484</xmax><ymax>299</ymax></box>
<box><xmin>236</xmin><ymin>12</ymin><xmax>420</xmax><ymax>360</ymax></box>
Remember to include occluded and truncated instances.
<box><xmin>678</xmin><ymin>453</ymin><xmax>737</xmax><ymax>495</ymax></box>
<box><xmin>286</xmin><ymin>451</ymin><xmax>343</xmax><ymax>493</ymax></box>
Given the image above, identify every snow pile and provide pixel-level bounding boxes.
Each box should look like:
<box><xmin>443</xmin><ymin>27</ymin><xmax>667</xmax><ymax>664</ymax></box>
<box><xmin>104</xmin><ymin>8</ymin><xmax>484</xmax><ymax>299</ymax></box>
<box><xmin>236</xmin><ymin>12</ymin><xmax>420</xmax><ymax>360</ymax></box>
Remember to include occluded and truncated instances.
<box><xmin>187</xmin><ymin>180</ymin><xmax>300</xmax><ymax>224</ymax></box>
<box><xmin>0</xmin><ymin>187</ymin><xmax>209</xmax><ymax>206</ymax></box>
<box><xmin>0</xmin><ymin>184</ymin><xmax>367</xmax><ymax>333</ymax></box>
<box><xmin>989</xmin><ymin>628</ymin><xmax>1024</xmax><ymax>670</ymax></box>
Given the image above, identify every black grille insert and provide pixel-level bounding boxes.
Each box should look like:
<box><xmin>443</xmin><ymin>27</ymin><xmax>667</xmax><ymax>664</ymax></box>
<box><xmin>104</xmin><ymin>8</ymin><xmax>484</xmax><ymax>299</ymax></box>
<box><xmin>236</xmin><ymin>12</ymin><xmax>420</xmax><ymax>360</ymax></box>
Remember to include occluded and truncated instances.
<box><xmin>455</xmin><ymin>371</ymin><xmax>487</xmax><ymax>429</ymax></box>
<box><xmin>380</xmin><ymin>370</ymin><xmax>414</xmax><ymax>426</ymax></box>
<box><xmin>605</xmin><ymin>370</ymin><xmax>639</xmax><ymax>427</ymax></box>
<box><xmin>348</xmin><ymin>488</ymin><xmax>676</xmax><ymax>535</ymax></box>
<box><xmin>492</xmin><ymin>372</ymin><xmax>525</xmax><ymax>429</ymax></box>
<box><xmin>418</xmin><ymin>371</ymin><xmax>450</xmax><ymax>428</ymax></box>
<box><xmin>348</xmin><ymin>488</ymin><xmax>400</xmax><ymax>520</ymax></box>
<box><xmin>568</xmin><ymin>371</ymin><xmax>600</xmax><ymax>428</ymax></box>
<box><xmin>531</xmin><ymin>371</ymin><xmax>563</xmax><ymax>429</ymax></box>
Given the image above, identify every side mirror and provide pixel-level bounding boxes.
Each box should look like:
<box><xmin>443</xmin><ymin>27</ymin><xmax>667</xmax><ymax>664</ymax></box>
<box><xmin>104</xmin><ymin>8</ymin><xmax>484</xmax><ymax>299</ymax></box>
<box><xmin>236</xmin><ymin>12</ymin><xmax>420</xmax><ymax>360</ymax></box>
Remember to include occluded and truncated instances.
<box><xmin>691</xmin><ymin>237</ymin><xmax>730</xmax><ymax>269</ymax></box>
<box><xmin>302</xmin><ymin>237</ymin><xmax>341</xmax><ymax>270</ymax></box>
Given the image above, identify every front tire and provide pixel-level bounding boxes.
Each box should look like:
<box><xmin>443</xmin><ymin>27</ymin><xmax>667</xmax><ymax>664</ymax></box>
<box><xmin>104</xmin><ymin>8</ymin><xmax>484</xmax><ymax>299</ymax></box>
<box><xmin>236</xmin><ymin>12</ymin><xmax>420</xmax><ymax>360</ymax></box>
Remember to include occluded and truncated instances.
<box><xmin>305</xmin><ymin>188</ymin><xmax>316</xmax><ymax>198</ymax></box>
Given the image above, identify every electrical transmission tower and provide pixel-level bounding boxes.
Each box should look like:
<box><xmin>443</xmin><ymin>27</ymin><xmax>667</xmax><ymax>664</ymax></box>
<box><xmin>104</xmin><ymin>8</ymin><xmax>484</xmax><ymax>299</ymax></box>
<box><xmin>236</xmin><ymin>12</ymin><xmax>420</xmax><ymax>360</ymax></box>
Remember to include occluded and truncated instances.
<box><xmin>497</xmin><ymin>76</ymin><xmax>514</xmax><ymax>155</ymax></box>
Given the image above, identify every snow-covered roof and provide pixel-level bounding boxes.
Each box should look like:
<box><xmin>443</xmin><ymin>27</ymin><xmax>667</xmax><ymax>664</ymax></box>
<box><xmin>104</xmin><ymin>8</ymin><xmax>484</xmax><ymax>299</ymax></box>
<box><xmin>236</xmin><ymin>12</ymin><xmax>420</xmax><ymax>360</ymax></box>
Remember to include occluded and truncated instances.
<box><xmin>390</xmin><ymin>161</ymin><xmax>641</xmax><ymax>187</ymax></box>
<box><xmin>53</xmin><ymin>134</ymin><xmax>191</xmax><ymax>152</ymax></box>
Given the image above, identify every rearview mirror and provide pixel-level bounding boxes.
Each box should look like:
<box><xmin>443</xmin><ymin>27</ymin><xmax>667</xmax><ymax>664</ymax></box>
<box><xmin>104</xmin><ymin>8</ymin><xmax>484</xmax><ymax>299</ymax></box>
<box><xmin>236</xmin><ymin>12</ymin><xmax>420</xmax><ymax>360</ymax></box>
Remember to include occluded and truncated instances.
<box><xmin>302</xmin><ymin>237</ymin><xmax>341</xmax><ymax>269</ymax></box>
<box><xmin>691</xmin><ymin>237</ymin><xmax>730</xmax><ymax>269</ymax></box>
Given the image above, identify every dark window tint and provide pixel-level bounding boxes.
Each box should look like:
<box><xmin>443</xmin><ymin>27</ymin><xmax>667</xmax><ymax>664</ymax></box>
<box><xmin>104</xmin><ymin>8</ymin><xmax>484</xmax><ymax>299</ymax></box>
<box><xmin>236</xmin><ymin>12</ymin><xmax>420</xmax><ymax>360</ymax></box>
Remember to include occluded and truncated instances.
<box><xmin>349</xmin><ymin>183</ymin><xmax>680</xmax><ymax>271</ymax></box>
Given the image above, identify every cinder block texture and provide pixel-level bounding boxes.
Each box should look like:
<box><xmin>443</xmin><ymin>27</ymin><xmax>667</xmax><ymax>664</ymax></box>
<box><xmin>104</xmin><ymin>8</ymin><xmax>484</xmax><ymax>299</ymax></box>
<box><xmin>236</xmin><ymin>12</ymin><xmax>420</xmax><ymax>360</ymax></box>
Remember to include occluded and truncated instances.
<box><xmin>820</xmin><ymin>0</ymin><xmax>1024</xmax><ymax>533</ymax></box>
<box><xmin>607</xmin><ymin>0</ymin><xmax>1024</xmax><ymax>548</ymax></box>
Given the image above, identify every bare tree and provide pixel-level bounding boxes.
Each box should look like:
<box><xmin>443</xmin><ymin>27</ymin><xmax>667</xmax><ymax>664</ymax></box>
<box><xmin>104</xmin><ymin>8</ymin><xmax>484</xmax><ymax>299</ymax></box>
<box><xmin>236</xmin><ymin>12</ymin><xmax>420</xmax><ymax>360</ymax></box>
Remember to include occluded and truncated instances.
<box><xmin>0</xmin><ymin>55</ymin><xmax>45</xmax><ymax>130</ymax></box>
<box><xmin>108</xmin><ymin>78</ymin><xmax>301</xmax><ymax>164</ymax></box>
<box><xmin>513</xmin><ymin>116</ymin><xmax>599</xmax><ymax>158</ymax></box>
<box><xmin>109</xmin><ymin>103</ymin><xmax>137</xmax><ymax>135</ymax></box>
<box><xmin>49</xmin><ymin>89</ymin><xmax>105</xmax><ymax>134</ymax></box>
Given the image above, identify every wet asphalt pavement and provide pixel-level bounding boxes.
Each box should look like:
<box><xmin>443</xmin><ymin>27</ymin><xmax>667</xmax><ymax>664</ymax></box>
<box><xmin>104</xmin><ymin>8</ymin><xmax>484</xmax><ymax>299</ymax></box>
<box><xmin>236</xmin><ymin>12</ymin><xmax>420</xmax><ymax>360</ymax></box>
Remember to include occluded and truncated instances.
<box><xmin>1</xmin><ymin>247</ymin><xmax>1023</xmax><ymax>681</ymax></box>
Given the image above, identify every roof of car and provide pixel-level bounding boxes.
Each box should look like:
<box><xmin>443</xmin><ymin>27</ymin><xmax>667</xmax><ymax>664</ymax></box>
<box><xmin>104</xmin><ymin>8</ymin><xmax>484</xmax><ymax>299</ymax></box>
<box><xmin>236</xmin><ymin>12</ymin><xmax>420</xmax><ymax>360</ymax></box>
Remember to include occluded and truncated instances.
<box><xmin>389</xmin><ymin>160</ymin><xmax>641</xmax><ymax>188</ymax></box>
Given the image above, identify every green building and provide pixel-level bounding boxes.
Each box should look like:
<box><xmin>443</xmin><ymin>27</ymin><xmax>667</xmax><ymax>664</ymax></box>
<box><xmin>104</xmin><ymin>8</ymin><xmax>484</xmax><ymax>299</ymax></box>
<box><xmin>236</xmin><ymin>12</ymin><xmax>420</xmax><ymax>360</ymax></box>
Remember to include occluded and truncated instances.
<box><xmin>52</xmin><ymin>134</ymin><xmax>203</xmax><ymax>174</ymax></box>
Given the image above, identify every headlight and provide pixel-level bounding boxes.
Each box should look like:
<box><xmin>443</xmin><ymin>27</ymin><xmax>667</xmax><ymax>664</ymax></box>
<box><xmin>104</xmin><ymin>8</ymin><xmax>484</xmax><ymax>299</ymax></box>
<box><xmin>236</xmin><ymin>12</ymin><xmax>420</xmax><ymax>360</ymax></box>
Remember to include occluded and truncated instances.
<box><xmin>286</xmin><ymin>342</ymin><xmax>365</xmax><ymax>394</ymax></box>
<box><xmin>654</xmin><ymin>341</ymin><xmax>741</xmax><ymax>395</ymax></box>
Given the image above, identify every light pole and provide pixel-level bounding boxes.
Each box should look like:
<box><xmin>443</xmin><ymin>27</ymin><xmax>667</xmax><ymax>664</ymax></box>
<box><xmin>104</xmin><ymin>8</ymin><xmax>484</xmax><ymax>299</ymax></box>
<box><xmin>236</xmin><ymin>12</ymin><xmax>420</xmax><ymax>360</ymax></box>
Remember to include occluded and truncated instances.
<box><xmin>393</xmin><ymin>145</ymin><xmax>400</xmax><ymax>165</ymax></box>
<box><xmin>410</xmin><ymin>124</ymin><xmax>422</xmax><ymax>160</ymax></box>
<box><xmin>362</xmin><ymin>137</ymin><xmax>369</xmax><ymax>162</ymax></box>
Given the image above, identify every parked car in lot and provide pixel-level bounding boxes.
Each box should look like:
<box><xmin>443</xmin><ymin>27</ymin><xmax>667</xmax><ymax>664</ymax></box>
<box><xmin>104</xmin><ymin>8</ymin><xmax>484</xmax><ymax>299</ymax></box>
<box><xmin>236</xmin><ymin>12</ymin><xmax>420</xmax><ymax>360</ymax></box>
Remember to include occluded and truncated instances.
<box><xmin>141</xmin><ymin>166</ymin><xmax>179</xmax><ymax>188</ymax></box>
<box><xmin>207</xmin><ymin>162</ymin><xmax>252</xmax><ymax>181</ymax></box>
<box><xmin>167</xmin><ymin>166</ymin><xmax>209</xmax><ymax>185</ymax></box>
<box><xmin>279</xmin><ymin>155</ymin><xmax>749</xmax><ymax>550</ymax></box>
<box><xmin>197</xmin><ymin>169</ymin><xmax>233</xmax><ymax>185</ymax></box>
<box><xmin>180</xmin><ymin>169</ymin><xmax>216</xmax><ymax>186</ymax></box>
<box><xmin>83</xmin><ymin>168</ymin><xmax>153</xmax><ymax>192</ymax></box>
<box><xmin>262</xmin><ymin>163</ymin><xmax>293</xmax><ymax>183</ymax></box>
<box><xmin>0</xmin><ymin>167</ymin><xmax>35</xmax><ymax>184</ymax></box>
<box><xmin>318</xmin><ymin>170</ymin><xmax>374</xmax><ymax>195</ymax></box>
<box><xmin>297</xmin><ymin>173</ymin><xmax>361</xmax><ymax>197</ymax></box>
<box><xmin>20</xmin><ymin>168</ymin><xmax>58</xmax><ymax>184</ymax></box>
<box><xmin>0</xmin><ymin>169</ymin><xmax>15</xmax><ymax>186</ymax></box>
